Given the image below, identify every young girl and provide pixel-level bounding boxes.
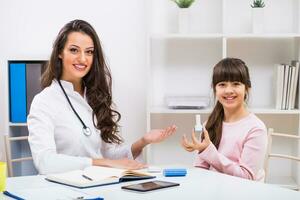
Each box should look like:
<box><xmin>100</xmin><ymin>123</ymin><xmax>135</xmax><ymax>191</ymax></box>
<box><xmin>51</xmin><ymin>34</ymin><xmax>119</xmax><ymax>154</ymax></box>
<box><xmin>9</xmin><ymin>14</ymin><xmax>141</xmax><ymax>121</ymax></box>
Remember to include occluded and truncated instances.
<box><xmin>181</xmin><ymin>58</ymin><xmax>267</xmax><ymax>181</ymax></box>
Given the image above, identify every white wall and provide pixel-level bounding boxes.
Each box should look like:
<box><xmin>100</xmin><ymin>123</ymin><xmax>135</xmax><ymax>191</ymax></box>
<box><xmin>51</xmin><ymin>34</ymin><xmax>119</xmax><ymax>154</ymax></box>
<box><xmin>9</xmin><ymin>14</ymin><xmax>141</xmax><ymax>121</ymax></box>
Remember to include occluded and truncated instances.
<box><xmin>0</xmin><ymin>0</ymin><xmax>147</xmax><ymax>159</ymax></box>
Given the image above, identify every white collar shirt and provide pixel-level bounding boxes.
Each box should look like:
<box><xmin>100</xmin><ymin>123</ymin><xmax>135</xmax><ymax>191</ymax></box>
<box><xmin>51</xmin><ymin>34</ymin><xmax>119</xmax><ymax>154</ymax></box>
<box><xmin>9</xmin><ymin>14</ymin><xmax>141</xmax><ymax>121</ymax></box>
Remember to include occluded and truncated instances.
<box><xmin>28</xmin><ymin>80</ymin><xmax>133</xmax><ymax>174</ymax></box>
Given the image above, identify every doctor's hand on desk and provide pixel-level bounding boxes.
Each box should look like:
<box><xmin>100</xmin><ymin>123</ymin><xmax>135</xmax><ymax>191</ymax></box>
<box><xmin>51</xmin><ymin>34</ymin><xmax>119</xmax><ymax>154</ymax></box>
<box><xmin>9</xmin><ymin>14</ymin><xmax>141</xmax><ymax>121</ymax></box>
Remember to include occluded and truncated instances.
<box><xmin>181</xmin><ymin>127</ymin><xmax>211</xmax><ymax>153</ymax></box>
<box><xmin>92</xmin><ymin>158</ymin><xmax>147</xmax><ymax>170</ymax></box>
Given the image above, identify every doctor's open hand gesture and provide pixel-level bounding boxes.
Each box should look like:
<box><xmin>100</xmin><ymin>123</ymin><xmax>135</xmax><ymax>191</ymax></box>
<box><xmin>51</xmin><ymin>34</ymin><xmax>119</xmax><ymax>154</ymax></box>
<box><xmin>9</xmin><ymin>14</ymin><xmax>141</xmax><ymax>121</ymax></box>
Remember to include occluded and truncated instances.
<box><xmin>143</xmin><ymin>125</ymin><xmax>177</xmax><ymax>144</ymax></box>
<box><xmin>130</xmin><ymin>125</ymin><xmax>177</xmax><ymax>160</ymax></box>
<box><xmin>181</xmin><ymin>126</ymin><xmax>211</xmax><ymax>153</ymax></box>
<box><xmin>94</xmin><ymin>125</ymin><xmax>177</xmax><ymax>170</ymax></box>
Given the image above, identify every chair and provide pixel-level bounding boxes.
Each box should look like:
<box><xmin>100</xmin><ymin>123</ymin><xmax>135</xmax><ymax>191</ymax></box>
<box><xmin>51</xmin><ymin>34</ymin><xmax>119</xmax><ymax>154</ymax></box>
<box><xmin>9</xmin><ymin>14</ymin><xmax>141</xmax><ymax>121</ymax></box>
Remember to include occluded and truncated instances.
<box><xmin>4</xmin><ymin>135</ymin><xmax>33</xmax><ymax>177</ymax></box>
<box><xmin>265</xmin><ymin>128</ymin><xmax>300</xmax><ymax>190</ymax></box>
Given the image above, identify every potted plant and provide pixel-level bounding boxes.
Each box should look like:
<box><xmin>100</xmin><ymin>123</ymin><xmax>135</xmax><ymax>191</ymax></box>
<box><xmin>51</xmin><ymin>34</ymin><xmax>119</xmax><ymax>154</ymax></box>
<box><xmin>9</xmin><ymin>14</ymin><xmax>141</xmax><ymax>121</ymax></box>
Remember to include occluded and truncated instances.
<box><xmin>251</xmin><ymin>0</ymin><xmax>265</xmax><ymax>8</ymax></box>
<box><xmin>171</xmin><ymin>0</ymin><xmax>196</xmax><ymax>33</ymax></box>
<box><xmin>251</xmin><ymin>0</ymin><xmax>265</xmax><ymax>33</ymax></box>
<box><xmin>171</xmin><ymin>0</ymin><xmax>195</xmax><ymax>8</ymax></box>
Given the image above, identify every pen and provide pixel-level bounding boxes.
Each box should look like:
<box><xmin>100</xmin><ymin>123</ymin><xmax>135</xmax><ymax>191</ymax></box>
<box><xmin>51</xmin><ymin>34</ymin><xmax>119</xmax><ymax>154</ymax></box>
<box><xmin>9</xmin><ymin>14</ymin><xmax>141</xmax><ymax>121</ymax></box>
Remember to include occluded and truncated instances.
<box><xmin>82</xmin><ymin>174</ymin><xmax>93</xmax><ymax>181</ymax></box>
<box><xmin>73</xmin><ymin>196</ymin><xmax>104</xmax><ymax>200</ymax></box>
<box><xmin>3</xmin><ymin>191</ymin><xmax>25</xmax><ymax>200</ymax></box>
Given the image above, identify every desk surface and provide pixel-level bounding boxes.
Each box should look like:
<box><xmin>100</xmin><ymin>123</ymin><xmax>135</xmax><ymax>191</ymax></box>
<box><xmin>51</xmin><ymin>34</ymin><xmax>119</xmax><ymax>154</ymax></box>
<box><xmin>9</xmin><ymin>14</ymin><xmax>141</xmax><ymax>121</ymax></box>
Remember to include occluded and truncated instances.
<box><xmin>1</xmin><ymin>167</ymin><xmax>299</xmax><ymax>200</ymax></box>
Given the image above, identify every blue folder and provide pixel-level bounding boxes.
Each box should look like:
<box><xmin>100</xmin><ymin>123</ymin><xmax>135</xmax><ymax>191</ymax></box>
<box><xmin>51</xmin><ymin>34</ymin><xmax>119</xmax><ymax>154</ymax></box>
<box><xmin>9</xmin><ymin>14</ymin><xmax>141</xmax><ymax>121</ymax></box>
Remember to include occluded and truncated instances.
<box><xmin>9</xmin><ymin>63</ymin><xmax>27</xmax><ymax>122</ymax></box>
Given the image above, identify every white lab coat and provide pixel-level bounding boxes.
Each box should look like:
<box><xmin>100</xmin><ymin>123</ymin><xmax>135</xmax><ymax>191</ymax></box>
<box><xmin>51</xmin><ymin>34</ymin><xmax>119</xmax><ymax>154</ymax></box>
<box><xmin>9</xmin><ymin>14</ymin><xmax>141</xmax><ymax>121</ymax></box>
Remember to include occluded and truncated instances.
<box><xmin>28</xmin><ymin>80</ymin><xmax>134</xmax><ymax>174</ymax></box>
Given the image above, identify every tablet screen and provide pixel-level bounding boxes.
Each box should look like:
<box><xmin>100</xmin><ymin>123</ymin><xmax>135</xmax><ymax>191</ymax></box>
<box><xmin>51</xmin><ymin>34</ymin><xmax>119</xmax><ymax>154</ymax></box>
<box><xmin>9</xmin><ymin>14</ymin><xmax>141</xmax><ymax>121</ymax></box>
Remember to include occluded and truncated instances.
<box><xmin>121</xmin><ymin>180</ymin><xmax>179</xmax><ymax>192</ymax></box>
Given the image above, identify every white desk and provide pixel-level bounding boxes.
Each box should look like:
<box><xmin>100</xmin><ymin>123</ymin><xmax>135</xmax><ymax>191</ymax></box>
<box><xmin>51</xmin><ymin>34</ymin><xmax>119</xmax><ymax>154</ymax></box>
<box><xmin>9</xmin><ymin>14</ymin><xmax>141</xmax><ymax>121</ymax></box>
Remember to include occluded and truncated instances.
<box><xmin>1</xmin><ymin>168</ymin><xmax>299</xmax><ymax>200</ymax></box>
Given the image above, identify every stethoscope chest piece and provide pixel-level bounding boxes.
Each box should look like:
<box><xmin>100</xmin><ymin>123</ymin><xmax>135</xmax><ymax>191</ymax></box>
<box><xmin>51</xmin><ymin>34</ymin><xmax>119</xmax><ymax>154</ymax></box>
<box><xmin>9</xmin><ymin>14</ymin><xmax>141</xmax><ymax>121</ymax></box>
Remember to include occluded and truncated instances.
<box><xmin>83</xmin><ymin>127</ymin><xmax>92</xmax><ymax>137</ymax></box>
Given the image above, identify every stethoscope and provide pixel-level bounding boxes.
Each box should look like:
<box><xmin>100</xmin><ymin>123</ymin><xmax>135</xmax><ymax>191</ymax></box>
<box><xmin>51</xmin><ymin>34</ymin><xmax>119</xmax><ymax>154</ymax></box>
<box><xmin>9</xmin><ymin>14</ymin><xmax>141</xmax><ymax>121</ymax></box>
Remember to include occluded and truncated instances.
<box><xmin>58</xmin><ymin>80</ymin><xmax>92</xmax><ymax>137</ymax></box>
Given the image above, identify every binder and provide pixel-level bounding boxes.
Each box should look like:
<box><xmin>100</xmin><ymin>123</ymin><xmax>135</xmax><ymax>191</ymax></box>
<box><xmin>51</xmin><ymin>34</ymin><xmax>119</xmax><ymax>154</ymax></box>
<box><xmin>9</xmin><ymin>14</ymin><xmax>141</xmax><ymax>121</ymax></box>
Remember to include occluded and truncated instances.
<box><xmin>9</xmin><ymin>63</ymin><xmax>27</xmax><ymax>122</ymax></box>
<box><xmin>26</xmin><ymin>63</ymin><xmax>43</xmax><ymax>113</ymax></box>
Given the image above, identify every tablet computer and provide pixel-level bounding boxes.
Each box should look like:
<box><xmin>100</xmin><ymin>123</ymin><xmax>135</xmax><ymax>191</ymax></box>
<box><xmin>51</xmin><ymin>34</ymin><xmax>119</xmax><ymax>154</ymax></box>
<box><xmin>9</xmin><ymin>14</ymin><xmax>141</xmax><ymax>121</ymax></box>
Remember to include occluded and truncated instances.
<box><xmin>121</xmin><ymin>180</ymin><xmax>179</xmax><ymax>192</ymax></box>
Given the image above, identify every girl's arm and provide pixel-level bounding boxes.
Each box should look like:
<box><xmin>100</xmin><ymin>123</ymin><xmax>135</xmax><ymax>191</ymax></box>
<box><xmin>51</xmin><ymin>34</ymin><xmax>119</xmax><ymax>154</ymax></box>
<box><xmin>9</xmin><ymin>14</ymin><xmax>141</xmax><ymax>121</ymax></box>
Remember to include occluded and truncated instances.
<box><xmin>198</xmin><ymin>128</ymin><xmax>267</xmax><ymax>180</ymax></box>
<box><xmin>194</xmin><ymin>156</ymin><xmax>210</xmax><ymax>169</ymax></box>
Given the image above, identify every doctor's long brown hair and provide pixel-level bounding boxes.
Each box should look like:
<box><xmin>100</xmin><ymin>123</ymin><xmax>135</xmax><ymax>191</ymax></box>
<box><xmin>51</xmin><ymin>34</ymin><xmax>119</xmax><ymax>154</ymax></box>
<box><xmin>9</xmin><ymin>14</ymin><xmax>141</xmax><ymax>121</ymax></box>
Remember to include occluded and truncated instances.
<box><xmin>204</xmin><ymin>58</ymin><xmax>251</xmax><ymax>149</ymax></box>
<box><xmin>41</xmin><ymin>19</ymin><xmax>122</xmax><ymax>144</ymax></box>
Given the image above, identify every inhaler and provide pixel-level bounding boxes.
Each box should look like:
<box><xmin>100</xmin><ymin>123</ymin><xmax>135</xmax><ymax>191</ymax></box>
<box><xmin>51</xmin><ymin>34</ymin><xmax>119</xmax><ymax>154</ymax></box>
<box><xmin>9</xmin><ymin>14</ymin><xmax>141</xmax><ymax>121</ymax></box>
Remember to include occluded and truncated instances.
<box><xmin>194</xmin><ymin>114</ymin><xmax>203</xmax><ymax>137</ymax></box>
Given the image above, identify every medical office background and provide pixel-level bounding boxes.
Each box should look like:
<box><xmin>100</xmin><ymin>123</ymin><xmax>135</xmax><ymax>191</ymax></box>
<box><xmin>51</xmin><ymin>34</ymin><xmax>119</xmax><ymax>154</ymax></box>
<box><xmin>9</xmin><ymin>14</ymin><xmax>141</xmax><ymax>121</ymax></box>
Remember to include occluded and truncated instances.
<box><xmin>1</xmin><ymin>0</ymin><xmax>300</xmax><ymax>187</ymax></box>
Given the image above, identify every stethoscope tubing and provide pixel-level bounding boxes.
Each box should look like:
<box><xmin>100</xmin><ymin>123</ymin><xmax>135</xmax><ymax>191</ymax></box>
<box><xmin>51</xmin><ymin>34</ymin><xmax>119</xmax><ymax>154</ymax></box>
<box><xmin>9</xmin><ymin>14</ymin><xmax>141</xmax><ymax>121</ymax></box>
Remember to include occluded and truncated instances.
<box><xmin>58</xmin><ymin>79</ymin><xmax>92</xmax><ymax>137</ymax></box>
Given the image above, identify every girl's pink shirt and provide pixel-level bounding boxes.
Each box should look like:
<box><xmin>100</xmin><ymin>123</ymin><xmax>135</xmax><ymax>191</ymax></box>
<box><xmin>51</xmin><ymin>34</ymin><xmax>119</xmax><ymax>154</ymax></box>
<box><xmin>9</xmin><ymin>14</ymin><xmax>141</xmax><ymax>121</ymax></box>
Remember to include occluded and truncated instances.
<box><xmin>194</xmin><ymin>113</ymin><xmax>267</xmax><ymax>181</ymax></box>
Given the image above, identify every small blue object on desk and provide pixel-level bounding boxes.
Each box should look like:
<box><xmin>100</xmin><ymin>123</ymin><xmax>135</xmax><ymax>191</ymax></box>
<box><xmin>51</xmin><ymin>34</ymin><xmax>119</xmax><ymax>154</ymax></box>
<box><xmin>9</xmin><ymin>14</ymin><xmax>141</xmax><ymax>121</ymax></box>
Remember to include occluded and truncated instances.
<box><xmin>163</xmin><ymin>168</ymin><xmax>187</xmax><ymax>177</ymax></box>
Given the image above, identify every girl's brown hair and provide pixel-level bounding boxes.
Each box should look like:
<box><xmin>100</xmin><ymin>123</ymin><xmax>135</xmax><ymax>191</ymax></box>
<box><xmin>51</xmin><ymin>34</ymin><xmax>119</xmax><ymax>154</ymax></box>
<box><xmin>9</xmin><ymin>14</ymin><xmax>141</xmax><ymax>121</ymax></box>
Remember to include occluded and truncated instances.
<box><xmin>205</xmin><ymin>58</ymin><xmax>251</xmax><ymax>149</ymax></box>
<box><xmin>41</xmin><ymin>19</ymin><xmax>122</xmax><ymax>144</ymax></box>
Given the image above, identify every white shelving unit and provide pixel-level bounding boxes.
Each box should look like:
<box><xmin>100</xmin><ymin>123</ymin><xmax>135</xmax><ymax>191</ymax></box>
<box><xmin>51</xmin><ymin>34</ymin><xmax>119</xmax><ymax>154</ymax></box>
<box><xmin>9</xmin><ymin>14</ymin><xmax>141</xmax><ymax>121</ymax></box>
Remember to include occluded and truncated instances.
<box><xmin>146</xmin><ymin>0</ymin><xmax>300</xmax><ymax>188</ymax></box>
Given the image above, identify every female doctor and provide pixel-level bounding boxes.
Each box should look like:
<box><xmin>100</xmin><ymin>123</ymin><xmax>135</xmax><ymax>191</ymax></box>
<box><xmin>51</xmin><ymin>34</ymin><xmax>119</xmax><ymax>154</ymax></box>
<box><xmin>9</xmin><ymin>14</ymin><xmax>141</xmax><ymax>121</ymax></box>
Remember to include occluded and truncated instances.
<box><xmin>28</xmin><ymin>19</ymin><xmax>177</xmax><ymax>175</ymax></box>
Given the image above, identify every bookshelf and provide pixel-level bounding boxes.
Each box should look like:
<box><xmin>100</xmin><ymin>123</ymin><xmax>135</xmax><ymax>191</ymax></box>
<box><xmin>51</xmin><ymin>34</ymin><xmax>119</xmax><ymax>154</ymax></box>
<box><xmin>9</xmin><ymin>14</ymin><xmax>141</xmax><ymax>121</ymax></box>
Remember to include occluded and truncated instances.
<box><xmin>146</xmin><ymin>0</ymin><xmax>300</xmax><ymax>188</ymax></box>
<box><xmin>5</xmin><ymin>60</ymin><xmax>46</xmax><ymax>177</ymax></box>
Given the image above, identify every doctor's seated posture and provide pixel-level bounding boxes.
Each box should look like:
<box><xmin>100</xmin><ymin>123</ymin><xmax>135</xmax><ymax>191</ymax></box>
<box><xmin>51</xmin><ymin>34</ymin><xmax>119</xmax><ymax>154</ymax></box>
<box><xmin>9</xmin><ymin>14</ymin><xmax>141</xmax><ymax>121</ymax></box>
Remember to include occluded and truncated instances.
<box><xmin>28</xmin><ymin>19</ymin><xmax>176</xmax><ymax>174</ymax></box>
<box><xmin>182</xmin><ymin>58</ymin><xmax>267</xmax><ymax>181</ymax></box>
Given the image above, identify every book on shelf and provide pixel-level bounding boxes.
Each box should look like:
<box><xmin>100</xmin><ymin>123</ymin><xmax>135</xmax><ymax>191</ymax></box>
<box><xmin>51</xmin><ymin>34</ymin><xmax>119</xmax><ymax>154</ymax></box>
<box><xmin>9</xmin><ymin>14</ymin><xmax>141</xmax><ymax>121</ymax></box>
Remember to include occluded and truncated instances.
<box><xmin>290</xmin><ymin>60</ymin><xmax>299</xmax><ymax>109</ymax></box>
<box><xmin>282</xmin><ymin>64</ymin><xmax>289</xmax><ymax>109</ymax></box>
<box><xmin>274</xmin><ymin>64</ymin><xmax>284</xmax><ymax>109</ymax></box>
<box><xmin>46</xmin><ymin>166</ymin><xmax>156</xmax><ymax>189</ymax></box>
<box><xmin>286</xmin><ymin>65</ymin><xmax>293</xmax><ymax>109</ymax></box>
<box><xmin>274</xmin><ymin>61</ymin><xmax>299</xmax><ymax>110</ymax></box>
